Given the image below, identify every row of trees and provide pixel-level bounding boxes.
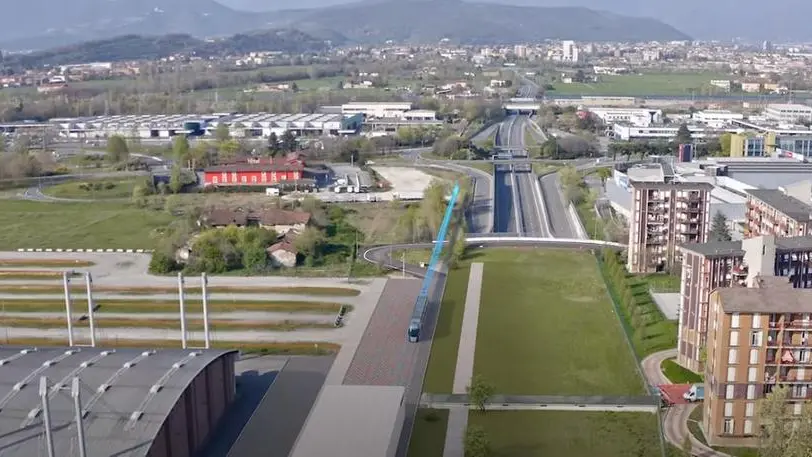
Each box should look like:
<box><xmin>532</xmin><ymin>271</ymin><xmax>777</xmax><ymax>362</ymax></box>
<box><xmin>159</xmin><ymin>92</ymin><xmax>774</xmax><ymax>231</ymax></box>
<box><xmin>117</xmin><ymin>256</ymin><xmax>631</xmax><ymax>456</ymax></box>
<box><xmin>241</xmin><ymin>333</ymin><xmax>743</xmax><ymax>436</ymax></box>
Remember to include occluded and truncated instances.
<box><xmin>394</xmin><ymin>179</ymin><xmax>472</xmax><ymax>244</ymax></box>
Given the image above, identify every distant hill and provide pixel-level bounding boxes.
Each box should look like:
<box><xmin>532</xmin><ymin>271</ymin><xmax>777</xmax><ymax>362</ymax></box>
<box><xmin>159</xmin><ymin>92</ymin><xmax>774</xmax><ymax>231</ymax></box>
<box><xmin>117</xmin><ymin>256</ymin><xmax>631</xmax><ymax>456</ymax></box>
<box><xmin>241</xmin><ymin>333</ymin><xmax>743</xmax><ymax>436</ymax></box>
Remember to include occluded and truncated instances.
<box><xmin>265</xmin><ymin>0</ymin><xmax>691</xmax><ymax>43</ymax></box>
<box><xmin>5</xmin><ymin>30</ymin><xmax>340</xmax><ymax>67</ymax></box>
<box><xmin>0</xmin><ymin>0</ymin><xmax>689</xmax><ymax>50</ymax></box>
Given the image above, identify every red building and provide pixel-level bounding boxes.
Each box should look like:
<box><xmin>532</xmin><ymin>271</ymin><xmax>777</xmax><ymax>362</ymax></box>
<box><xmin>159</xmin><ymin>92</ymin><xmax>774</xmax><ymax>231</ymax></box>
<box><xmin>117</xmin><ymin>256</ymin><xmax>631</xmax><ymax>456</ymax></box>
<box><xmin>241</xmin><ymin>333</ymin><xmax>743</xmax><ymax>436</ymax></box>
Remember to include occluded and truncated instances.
<box><xmin>203</xmin><ymin>158</ymin><xmax>304</xmax><ymax>187</ymax></box>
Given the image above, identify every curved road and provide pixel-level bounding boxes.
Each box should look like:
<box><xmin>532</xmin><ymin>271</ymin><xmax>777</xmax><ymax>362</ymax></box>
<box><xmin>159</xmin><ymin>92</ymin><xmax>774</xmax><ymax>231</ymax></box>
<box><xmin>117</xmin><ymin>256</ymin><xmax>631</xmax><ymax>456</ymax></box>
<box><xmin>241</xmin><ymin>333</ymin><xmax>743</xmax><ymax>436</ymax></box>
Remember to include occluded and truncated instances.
<box><xmin>641</xmin><ymin>350</ymin><xmax>730</xmax><ymax>457</ymax></box>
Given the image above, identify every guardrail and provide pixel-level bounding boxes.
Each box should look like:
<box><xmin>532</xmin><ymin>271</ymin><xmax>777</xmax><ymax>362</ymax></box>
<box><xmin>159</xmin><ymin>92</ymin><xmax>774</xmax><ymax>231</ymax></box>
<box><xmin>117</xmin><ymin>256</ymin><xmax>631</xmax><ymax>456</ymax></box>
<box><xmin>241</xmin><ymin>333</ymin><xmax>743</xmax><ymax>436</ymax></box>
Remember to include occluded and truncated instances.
<box><xmin>334</xmin><ymin>305</ymin><xmax>349</xmax><ymax>327</ymax></box>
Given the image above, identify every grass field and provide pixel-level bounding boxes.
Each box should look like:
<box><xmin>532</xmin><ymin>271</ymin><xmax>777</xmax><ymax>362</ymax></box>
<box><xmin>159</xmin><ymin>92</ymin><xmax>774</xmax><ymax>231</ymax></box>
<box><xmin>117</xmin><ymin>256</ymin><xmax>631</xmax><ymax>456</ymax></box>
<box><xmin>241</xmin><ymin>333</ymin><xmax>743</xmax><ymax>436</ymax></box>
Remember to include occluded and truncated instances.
<box><xmin>0</xmin><ymin>336</ymin><xmax>340</xmax><ymax>355</ymax></box>
<box><xmin>0</xmin><ymin>316</ymin><xmax>334</xmax><ymax>332</ymax></box>
<box><xmin>423</xmin><ymin>261</ymin><xmax>472</xmax><ymax>393</ymax></box>
<box><xmin>466</xmin><ymin>162</ymin><xmax>494</xmax><ymax>175</ymax></box>
<box><xmin>0</xmin><ymin>299</ymin><xmax>345</xmax><ymax>314</ymax></box>
<box><xmin>0</xmin><ymin>200</ymin><xmax>173</xmax><ymax>250</ymax></box>
<box><xmin>406</xmin><ymin>409</ymin><xmax>448</xmax><ymax>457</ymax></box>
<box><xmin>474</xmin><ymin>249</ymin><xmax>643</xmax><ymax>395</ymax></box>
<box><xmin>0</xmin><ymin>270</ymin><xmax>82</xmax><ymax>280</ymax></box>
<box><xmin>661</xmin><ymin>358</ymin><xmax>703</xmax><ymax>384</ymax></box>
<box><xmin>0</xmin><ymin>259</ymin><xmax>94</xmax><ymax>267</ymax></box>
<box><xmin>0</xmin><ymin>284</ymin><xmax>361</xmax><ymax>296</ymax></box>
<box><xmin>548</xmin><ymin>73</ymin><xmax>731</xmax><ymax>96</ymax></box>
<box><xmin>42</xmin><ymin>178</ymin><xmax>140</xmax><ymax>200</ymax></box>
<box><xmin>468</xmin><ymin>411</ymin><xmax>664</xmax><ymax>457</ymax></box>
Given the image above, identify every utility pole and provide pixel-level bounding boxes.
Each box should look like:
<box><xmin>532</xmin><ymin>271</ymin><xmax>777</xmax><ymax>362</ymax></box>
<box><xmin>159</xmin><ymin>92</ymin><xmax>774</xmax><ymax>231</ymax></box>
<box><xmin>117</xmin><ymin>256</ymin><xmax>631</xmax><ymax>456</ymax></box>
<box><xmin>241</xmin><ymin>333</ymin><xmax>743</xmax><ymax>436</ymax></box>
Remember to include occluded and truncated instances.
<box><xmin>71</xmin><ymin>377</ymin><xmax>88</xmax><ymax>457</ymax></box>
<box><xmin>84</xmin><ymin>273</ymin><xmax>96</xmax><ymax>347</ymax></box>
<box><xmin>178</xmin><ymin>272</ymin><xmax>187</xmax><ymax>349</ymax></box>
<box><xmin>63</xmin><ymin>272</ymin><xmax>74</xmax><ymax>346</ymax></box>
<box><xmin>201</xmin><ymin>273</ymin><xmax>210</xmax><ymax>350</ymax></box>
<box><xmin>39</xmin><ymin>377</ymin><xmax>56</xmax><ymax>457</ymax></box>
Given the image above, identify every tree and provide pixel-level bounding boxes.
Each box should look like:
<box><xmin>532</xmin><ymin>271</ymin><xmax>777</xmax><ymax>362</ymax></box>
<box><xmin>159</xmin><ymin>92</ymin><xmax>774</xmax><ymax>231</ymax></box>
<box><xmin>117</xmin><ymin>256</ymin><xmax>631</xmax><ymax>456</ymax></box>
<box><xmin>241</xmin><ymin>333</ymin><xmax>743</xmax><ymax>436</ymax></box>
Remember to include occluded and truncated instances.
<box><xmin>172</xmin><ymin>135</ymin><xmax>190</xmax><ymax>163</ymax></box>
<box><xmin>280</xmin><ymin>130</ymin><xmax>297</xmax><ymax>152</ymax></box>
<box><xmin>148</xmin><ymin>251</ymin><xmax>178</xmax><ymax>274</ymax></box>
<box><xmin>719</xmin><ymin>133</ymin><xmax>733</xmax><ymax>157</ymax></box>
<box><xmin>214</xmin><ymin>123</ymin><xmax>230</xmax><ymax>143</ymax></box>
<box><xmin>710</xmin><ymin>211</ymin><xmax>733</xmax><ymax>242</ymax></box>
<box><xmin>675</xmin><ymin>123</ymin><xmax>692</xmax><ymax>145</ymax></box>
<box><xmin>242</xmin><ymin>243</ymin><xmax>269</xmax><ymax>272</ymax></box>
<box><xmin>464</xmin><ymin>425</ymin><xmax>491</xmax><ymax>457</ymax></box>
<box><xmin>449</xmin><ymin>225</ymin><xmax>467</xmax><ymax>268</ymax></box>
<box><xmin>596</xmin><ymin>167</ymin><xmax>612</xmax><ymax>190</ymax></box>
<box><xmin>106</xmin><ymin>135</ymin><xmax>129</xmax><ymax>162</ymax></box>
<box><xmin>268</xmin><ymin>132</ymin><xmax>280</xmax><ymax>156</ymax></box>
<box><xmin>539</xmin><ymin>138</ymin><xmax>558</xmax><ymax>158</ymax></box>
<box><xmin>169</xmin><ymin>165</ymin><xmax>183</xmax><ymax>194</ymax></box>
<box><xmin>466</xmin><ymin>375</ymin><xmax>495</xmax><ymax>412</ymax></box>
<box><xmin>759</xmin><ymin>385</ymin><xmax>791</xmax><ymax>457</ymax></box>
<box><xmin>294</xmin><ymin>227</ymin><xmax>326</xmax><ymax>261</ymax></box>
<box><xmin>785</xmin><ymin>403</ymin><xmax>812</xmax><ymax>457</ymax></box>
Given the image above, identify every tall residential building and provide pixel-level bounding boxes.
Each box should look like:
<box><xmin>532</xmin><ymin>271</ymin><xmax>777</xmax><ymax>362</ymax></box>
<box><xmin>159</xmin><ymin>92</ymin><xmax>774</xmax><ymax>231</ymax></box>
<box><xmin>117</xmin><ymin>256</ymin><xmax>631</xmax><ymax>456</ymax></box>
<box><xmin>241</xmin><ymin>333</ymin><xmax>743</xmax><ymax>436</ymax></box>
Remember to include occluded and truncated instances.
<box><xmin>746</xmin><ymin>188</ymin><xmax>812</xmax><ymax>238</ymax></box>
<box><xmin>562</xmin><ymin>40</ymin><xmax>579</xmax><ymax>62</ymax></box>
<box><xmin>627</xmin><ymin>182</ymin><xmax>713</xmax><ymax>273</ymax></box>
<box><xmin>513</xmin><ymin>45</ymin><xmax>528</xmax><ymax>59</ymax></box>
<box><xmin>703</xmin><ymin>276</ymin><xmax>812</xmax><ymax>446</ymax></box>
<box><xmin>677</xmin><ymin>235</ymin><xmax>812</xmax><ymax>372</ymax></box>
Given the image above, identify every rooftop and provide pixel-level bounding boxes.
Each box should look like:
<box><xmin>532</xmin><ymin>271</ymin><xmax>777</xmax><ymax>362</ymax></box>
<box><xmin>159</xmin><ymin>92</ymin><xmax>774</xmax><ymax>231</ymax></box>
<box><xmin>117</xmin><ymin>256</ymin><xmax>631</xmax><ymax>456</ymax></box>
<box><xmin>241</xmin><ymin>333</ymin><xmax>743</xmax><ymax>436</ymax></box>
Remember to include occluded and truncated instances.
<box><xmin>0</xmin><ymin>346</ymin><xmax>234</xmax><ymax>457</ymax></box>
<box><xmin>680</xmin><ymin>235</ymin><xmax>812</xmax><ymax>258</ymax></box>
<box><xmin>630</xmin><ymin>181</ymin><xmax>714</xmax><ymax>190</ymax></box>
<box><xmin>288</xmin><ymin>385</ymin><xmax>405</xmax><ymax>457</ymax></box>
<box><xmin>747</xmin><ymin>188</ymin><xmax>812</xmax><ymax>222</ymax></box>
<box><xmin>716</xmin><ymin>276</ymin><xmax>812</xmax><ymax>313</ymax></box>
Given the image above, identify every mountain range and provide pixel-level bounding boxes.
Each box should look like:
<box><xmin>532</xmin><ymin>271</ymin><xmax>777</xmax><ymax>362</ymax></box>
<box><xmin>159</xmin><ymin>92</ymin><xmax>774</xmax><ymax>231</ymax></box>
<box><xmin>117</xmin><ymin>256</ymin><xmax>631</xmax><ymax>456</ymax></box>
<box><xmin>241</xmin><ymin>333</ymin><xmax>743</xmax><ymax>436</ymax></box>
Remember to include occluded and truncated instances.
<box><xmin>222</xmin><ymin>0</ymin><xmax>812</xmax><ymax>42</ymax></box>
<box><xmin>0</xmin><ymin>0</ymin><xmax>689</xmax><ymax>51</ymax></box>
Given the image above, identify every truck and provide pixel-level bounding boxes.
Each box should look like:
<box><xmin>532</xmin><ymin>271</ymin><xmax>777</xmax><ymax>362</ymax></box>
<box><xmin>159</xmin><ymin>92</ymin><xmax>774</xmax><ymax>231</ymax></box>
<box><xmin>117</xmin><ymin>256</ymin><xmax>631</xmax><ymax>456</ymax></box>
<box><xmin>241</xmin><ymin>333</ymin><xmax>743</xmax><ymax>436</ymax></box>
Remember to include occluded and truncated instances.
<box><xmin>683</xmin><ymin>384</ymin><xmax>705</xmax><ymax>402</ymax></box>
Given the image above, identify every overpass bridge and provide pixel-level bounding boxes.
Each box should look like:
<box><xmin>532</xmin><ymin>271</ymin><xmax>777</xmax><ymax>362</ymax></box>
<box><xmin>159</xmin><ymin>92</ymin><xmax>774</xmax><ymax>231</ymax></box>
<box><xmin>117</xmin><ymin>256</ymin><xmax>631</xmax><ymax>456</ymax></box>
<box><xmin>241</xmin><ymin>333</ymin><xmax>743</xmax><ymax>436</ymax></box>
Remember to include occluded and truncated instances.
<box><xmin>503</xmin><ymin>99</ymin><xmax>541</xmax><ymax>114</ymax></box>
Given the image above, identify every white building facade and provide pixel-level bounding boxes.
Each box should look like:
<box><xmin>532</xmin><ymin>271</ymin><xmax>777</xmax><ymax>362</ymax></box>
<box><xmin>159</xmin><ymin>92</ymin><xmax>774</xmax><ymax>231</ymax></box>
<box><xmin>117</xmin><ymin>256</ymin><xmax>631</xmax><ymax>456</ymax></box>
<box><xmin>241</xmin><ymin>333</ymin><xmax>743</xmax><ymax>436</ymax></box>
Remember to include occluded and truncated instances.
<box><xmin>588</xmin><ymin>108</ymin><xmax>662</xmax><ymax>127</ymax></box>
<box><xmin>692</xmin><ymin>110</ymin><xmax>745</xmax><ymax>128</ymax></box>
<box><xmin>341</xmin><ymin>102</ymin><xmax>413</xmax><ymax>118</ymax></box>
<box><xmin>764</xmin><ymin>103</ymin><xmax>812</xmax><ymax>123</ymax></box>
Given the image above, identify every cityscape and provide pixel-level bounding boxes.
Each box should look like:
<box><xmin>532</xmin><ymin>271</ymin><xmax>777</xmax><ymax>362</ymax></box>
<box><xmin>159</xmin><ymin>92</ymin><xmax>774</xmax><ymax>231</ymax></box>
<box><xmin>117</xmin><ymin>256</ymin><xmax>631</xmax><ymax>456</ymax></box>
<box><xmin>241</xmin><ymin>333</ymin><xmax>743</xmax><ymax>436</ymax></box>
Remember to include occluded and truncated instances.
<box><xmin>2</xmin><ymin>1</ymin><xmax>812</xmax><ymax>457</ymax></box>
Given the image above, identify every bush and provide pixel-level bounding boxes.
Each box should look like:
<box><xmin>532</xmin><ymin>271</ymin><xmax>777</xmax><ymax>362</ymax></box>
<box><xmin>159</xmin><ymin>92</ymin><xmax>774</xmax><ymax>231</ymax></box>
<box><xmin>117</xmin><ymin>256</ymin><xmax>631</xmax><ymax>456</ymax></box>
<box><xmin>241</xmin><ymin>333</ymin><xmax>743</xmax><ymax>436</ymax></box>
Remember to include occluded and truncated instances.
<box><xmin>149</xmin><ymin>251</ymin><xmax>179</xmax><ymax>274</ymax></box>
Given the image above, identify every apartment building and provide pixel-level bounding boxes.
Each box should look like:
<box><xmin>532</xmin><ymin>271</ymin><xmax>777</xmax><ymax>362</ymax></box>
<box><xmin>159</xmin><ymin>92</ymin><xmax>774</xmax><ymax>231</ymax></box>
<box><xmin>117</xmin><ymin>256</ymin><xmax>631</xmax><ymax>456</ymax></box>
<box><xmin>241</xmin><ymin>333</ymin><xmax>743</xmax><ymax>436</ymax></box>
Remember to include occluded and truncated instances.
<box><xmin>746</xmin><ymin>188</ymin><xmax>812</xmax><ymax>238</ymax></box>
<box><xmin>678</xmin><ymin>235</ymin><xmax>812</xmax><ymax>372</ymax></box>
<box><xmin>703</xmin><ymin>276</ymin><xmax>812</xmax><ymax>446</ymax></box>
<box><xmin>627</xmin><ymin>182</ymin><xmax>713</xmax><ymax>273</ymax></box>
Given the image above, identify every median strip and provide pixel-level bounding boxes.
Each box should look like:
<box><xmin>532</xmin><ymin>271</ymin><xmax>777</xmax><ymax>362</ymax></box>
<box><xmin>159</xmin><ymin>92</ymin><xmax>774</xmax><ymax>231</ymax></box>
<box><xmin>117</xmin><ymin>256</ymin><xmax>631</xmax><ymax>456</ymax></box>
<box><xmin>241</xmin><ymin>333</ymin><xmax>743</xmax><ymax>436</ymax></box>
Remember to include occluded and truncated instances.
<box><xmin>0</xmin><ymin>284</ymin><xmax>361</xmax><ymax>296</ymax></box>
<box><xmin>0</xmin><ymin>317</ymin><xmax>337</xmax><ymax>331</ymax></box>
<box><xmin>0</xmin><ymin>259</ymin><xmax>95</xmax><ymax>267</ymax></box>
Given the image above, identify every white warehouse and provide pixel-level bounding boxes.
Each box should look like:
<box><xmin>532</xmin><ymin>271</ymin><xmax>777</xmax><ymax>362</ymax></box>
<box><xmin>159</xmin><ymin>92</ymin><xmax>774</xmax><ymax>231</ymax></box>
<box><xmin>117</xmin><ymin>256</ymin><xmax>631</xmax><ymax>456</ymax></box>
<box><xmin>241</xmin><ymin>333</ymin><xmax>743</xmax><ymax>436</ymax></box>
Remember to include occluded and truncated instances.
<box><xmin>341</xmin><ymin>102</ymin><xmax>414</xmax><ymax>119</ymax></box>
<box><xmin>691</xmin><ymin>109</ymin><xmax>744</xmax><ymax>128</ymax></box>
<box><xmin>587</xmin><ymin>107</ymin><xmax>662</xmax><ymax>127</ymax></box>
<box><xmin>52</xmin><ymin>113</ymin><xmax>363</xmax><ymax>139</ymax></box>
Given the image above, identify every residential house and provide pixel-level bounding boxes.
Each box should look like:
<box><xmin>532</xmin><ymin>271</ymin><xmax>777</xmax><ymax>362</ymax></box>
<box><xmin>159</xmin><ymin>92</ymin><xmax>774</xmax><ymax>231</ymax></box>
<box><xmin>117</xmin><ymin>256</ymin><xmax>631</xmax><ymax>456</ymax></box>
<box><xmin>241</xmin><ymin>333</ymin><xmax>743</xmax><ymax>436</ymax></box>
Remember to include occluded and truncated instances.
<box><xmin>200</xmin><ymin>208</ymin><xmax>310</xmax><ymax>235</ymax></box>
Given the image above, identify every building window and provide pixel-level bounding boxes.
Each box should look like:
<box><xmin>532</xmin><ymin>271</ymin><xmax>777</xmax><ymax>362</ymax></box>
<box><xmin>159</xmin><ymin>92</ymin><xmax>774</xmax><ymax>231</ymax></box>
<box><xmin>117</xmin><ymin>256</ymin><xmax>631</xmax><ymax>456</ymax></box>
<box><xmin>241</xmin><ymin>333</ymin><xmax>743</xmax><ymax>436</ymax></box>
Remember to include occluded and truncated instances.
<box><xmin>748</xmin><ymin>367</ymin><xmax>757</xmax><ymax>382</ymax></box>
<box><xmin>795</xmin><ymin>403</ymin><xmax>803</xmax><ymax>415</ymax></box>
<box><xmin>724</xmin><ymin>402</ymin><xmax>734</xmax><ymax>416</ymax></box>
<box><xmin>751</xmin><ymin>331</ymin><xmax>762</xmax><ymax>347</ymax></box>
<box><xmin>241</xmin><ymin>176</ymin><xmax>247</xmax><ymax>183</ymax></box>
<box><xmin>728</xmin><ymin>348</ymin><xmax>738</xmax><ymax>364</ymax></box>
<box><xmin>747</xmin><ymin>384</ymin><xmax>756</xmax><ymax>400</ymax></box>
<box><xmin>749</xmin><ymin>349</ymin><xmax>759</xmax><ymax>364</ymax></box>
<box><xmin>221</xmin><ymin>172</ymin><xmax>227</xmax><ymax>182</ymax></box>
<box><xmin>726</xmin><ymin>384</ymin><xmax>735</xmax><ymax>399</ymax></box>
<box><xmin>730</xmin><ymin>330</ymin><xmax>739</xmax><ymax>346</ymax></box>
<box><xmin>723</xmin><ymin>418</ymin><xmax>734</xmax><ymax>434</ymax></box>
<box><xmin>745</xmin><ymin>402</ymin><xmax>755</xmax><ymax>417</ymax></box>
<box><xmin>744</xmin><ymin>420</ymin><xmax>753</xmax><ymax>435</ymax></box>
<box><xmin>732</xmin><ymin>313</ymin><xmax>740</xmax><ymax>328</ymax></box>
<box><xmin>251</xmin><ymin>176</ymin><xmax>257</xmax><ymax>183</ymax></box>
<box><xmin>727</xmin><ymin>366</ymin><xmax>736</xmax><ymax>382</ymax></box>
<box><xmin>212</xmin><ymin>176</ymin><xmax>218</xmax><ymax>184</ymax></box>
<box><xmin>261</xmin><ymin>172</ymin><xmax>267</xmax><ymax>182</ymax></box>
<box><xmin>752</xmin><ymin>313</ymin><xmax>761</xmax><ymax>328</ymax></box>
<box><xmin>231</xmin><ymin>172</ymin><xmax>237</xmax><ymax>182</ymax></box>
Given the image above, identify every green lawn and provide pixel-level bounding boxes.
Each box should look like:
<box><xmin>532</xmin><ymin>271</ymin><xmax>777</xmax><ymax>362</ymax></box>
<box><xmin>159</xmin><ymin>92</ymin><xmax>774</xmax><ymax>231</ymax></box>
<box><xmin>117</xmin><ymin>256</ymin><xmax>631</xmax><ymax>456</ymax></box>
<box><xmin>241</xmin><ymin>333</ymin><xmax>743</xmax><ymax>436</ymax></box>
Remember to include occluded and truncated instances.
<box><xmin>423</xmin><ymin>261</ymin><xmax>471</xmax><ymax>393</ymax></box>
<box><xmin>469</xmin><ymin>411</ymin><xmax>664</xmax><ymax>457</ymax></box>
<box><xmin>642</xmin><ymin>273</ymin><xmax>682</xmax><ymax>292</ymax></box>
<box><xmin>0</xmin><ymin>200</ymin><xmax>174</xmax><ymax>250</ymax></box>
<box><xmin>548</xmin><ymin>73</ymin><xmax>732</xmax><ymax>96</ymax></box>
<box><xmin>42</xmin><ymin>178</ymin><xmax>140</xmax><ymax>200</ymax></box>
<box><xmin>406</xmin><ymin>409</ymin><xmax>448</xmax><ymax>457</ymax></box>
<box><xmin>661</xmin><ymin>358</ymin><xmax>703</xmax><ymax>384</ymax></box>
<box><xmin>474</xmin><ymin>249</ymin><xmax>644</xmax><ymax>395</ymax></box>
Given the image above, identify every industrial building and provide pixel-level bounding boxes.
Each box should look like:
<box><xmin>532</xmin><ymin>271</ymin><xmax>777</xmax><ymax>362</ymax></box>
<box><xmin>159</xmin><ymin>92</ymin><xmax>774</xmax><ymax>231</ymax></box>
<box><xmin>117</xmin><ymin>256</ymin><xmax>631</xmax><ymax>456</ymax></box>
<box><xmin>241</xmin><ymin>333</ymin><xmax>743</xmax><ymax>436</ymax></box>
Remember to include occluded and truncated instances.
<box><xmin>677</xmin><ymin>235</ymin><xmax>812</xmax><ymax>372</ymax></box>
<box><xmin>611</xmin><ymin>123</ymin><xmax>734</xmax><ymax>141</ymax></box>
<box><xmin>288</xmin><ymin>385</ymin><xmax>406</xmax><ymax>457</ymax></box>
<box><xmin>703</xmin><ymin>274</ymin><xmax>812</xmax><ymax>446</ymax></box>
<box><xmin>626</xmin><ymin>179</ymin><xmax>713</xmax><ymax>273</ymax></box>
<box><xmin>692</xmin><ymin>110</ymin><xmax>745</xmax><ymax>128</ymax></box>
<box><xmin>51</xmin><ymin>113</ymin><xmax>363</xmax><ymax>140</ymax></box>
<box><xmin>0</xmin><ymin>346</ymin><xmax>237</xmax><ymax>457</ymax></box>
<box><xmin>340</xmin><ymin>102</ymin><xmax>414</xmax><ymax>119</ymax></box>
<box><xmin>585</xmin><ymin>107</ymin><xmax>662</xmax><ymax>127</ymax></box>
<box><xmin>764</xmin><ymin>103</ymin><xmax>812</xmax><ymax>123</ymax></box>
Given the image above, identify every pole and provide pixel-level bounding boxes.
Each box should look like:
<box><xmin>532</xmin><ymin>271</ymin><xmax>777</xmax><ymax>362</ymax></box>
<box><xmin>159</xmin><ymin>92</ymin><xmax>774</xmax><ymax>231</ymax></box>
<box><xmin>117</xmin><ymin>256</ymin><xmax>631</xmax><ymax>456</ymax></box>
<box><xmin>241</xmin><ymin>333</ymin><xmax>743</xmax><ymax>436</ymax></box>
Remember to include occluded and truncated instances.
<box><xmin>71</xmin><ymin>377</ymin><xmax>88</xmax><ymax>457</ymax></box>
<box><xmin>178</xmin><ymin>272</ymin><xmax>187</xmax><ymax>349</ymax></box>
<box><xmin>63</xmin><ymin>273</ymin><xmax>74</xmax><ymax>347</ymax></box>
<box><xmin>85</xmin><ymin>272</ymin><xmax>95</xmax><ymax>347</ymax></box>
<box><xmin>201</xmin><ymin>273</ymin><xmax>210</xmax><ymax>349</ymax></box>
<box><xmin>39</xmin><ymin>377</ymin><xmax>56</xmax><ymax>457</ymax></box>
<box><xmin>402</xmin><ymin>252</ymin><xmax>406</xmax><ymax>278</ymax></box>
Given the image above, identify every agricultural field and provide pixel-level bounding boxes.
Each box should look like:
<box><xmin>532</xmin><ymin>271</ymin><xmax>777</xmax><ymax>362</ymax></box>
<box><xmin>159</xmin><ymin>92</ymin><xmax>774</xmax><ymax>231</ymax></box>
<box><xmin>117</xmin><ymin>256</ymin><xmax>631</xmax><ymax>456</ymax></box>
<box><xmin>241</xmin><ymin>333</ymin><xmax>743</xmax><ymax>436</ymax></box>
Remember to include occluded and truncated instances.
<box><xmin>549</xmin><ymin>72</ymin><xmax>732</xmax><ymax>96</ymax></box>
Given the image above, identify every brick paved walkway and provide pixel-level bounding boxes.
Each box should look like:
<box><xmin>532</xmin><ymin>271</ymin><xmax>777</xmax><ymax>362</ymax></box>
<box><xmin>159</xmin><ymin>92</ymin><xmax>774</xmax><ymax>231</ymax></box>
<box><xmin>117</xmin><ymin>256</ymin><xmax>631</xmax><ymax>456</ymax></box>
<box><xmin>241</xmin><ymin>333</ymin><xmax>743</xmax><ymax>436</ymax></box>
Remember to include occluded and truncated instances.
<box><xmin>343</xmin><ymin>279</ymin><xmax>421</xmax><ymax>386</ymax></box>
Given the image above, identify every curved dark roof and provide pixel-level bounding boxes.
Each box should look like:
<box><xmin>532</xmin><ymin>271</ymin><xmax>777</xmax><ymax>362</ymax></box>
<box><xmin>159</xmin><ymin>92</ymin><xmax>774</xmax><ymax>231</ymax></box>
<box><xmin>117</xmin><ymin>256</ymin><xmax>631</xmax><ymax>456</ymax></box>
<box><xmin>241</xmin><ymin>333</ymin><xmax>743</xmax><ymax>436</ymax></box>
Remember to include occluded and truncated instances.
<box><xmin>0</xmin><ymin>346</ymin><xmax>236</xmax><ymax>457</ymax></box>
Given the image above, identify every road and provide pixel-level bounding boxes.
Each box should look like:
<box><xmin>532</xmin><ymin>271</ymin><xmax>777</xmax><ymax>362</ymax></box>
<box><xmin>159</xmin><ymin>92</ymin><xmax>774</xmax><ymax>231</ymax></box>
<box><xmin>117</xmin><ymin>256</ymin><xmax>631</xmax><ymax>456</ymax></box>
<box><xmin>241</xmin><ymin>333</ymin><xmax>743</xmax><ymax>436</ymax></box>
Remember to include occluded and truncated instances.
<box><xmin>539</xmin><ymin>173</ymin><xmax>577</xmax><ymax>238</ymax></box>
<box><xmin>641</xmin><ymin>350</ymin><xmax>731</xmax><ymax>457</ymax></box>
